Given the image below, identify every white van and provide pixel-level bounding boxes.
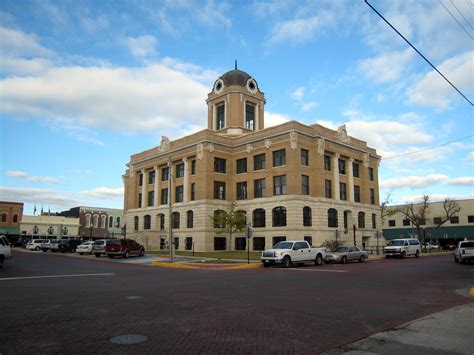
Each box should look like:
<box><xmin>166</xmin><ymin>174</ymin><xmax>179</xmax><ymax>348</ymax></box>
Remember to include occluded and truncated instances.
<box><xmin>0</xmin><ymin>235</ymin><xmax>12</xmax><ymax>268</ymax></box>
<box><xmin>26</xmin><ymin>239</ymin><xmax>45</xmax><ymax>251</ymax></box>
<box><xmin>384</xmin><ymin>238</ymin><xmax>420</xmax><ymax>258</ymax></box>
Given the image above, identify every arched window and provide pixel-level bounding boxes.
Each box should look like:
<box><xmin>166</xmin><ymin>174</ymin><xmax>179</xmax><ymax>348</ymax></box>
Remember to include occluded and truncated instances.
<box><xmin>187</xmin><ymin>210</ymin><xmax>193</xmax><ymax>229</ymax></box>
<box><xmin>372</xmin><ymin>213</ymin><xmax>377</xmax><ymax>229</ymax></box>
<box><xmin>116</xmin><ymin>216</ymin><xmax>121</xmax><ymax>228</ymax></box>
<box><xmin>134</xmin><ymin>216</ymin><xmax>139</xmax><ymax>231</ymax></box>
<box><xmin>157</xmin><ymin>213</ymin><xmax>165</xmax><ymax>230</ymax></box>
<box><xmin>358</xmin><ymin>212</ymin><xmax>365</xmax><ymax>229</ymax></box>
<box><xmin>328</xmin><ymin>208</ymin><xmax>338</xmax><ymax>227</ymax></box>
<box><xmin>172</xmin><ymin>212</ymin><xmax>180</xmax><ymax>229</ymax></box>
<box><xmin>144</xmin><ymin>215</ymin><xmax>151</xmax><ymax>230</ymax></box>
<box><xmin>272</xmin><ymin>206</ymin><xmax>287</xmax><ymax>227</ymax></box>
<box><xmin>213</xmin><ymin>210</ymin><xmax>226</xmax><ymax>228</ymax></box>
<box><xmin>13</xmin><ymin>214</ymin><xmax>18</xmax><ymax>223</ymax></box>
<box><xmin>344</xmin><ymin>210</ymin><xmax>350</xmax><ymax>232</ymax></box>
<box><xmin>1</xmin><ymin>213</ymin><xmax>7</xmax><ymax>223</ymax></box>
<box><xmin>101</xmin><ymin>215</ymin><xmax>107</xmax><ymax>228</ymax></box>
<box><xmin>93</xmin><ymin>215</ymin><xmax>99</xmax><ymax>228</ymax></box>
<box><xmin>85</xmin><ymin>214</ymin><xmax>91</xmax><ymax>227</ymax></box>
<box><xmin>252</xmin><ymin>209</ymin><xmax>265</xmax><ymax>228</ymax></box>
<box><xmin>303</xmin><ymin>206</ymin><xmax>312</xmax><ymax>226</ymax></box>
<box><xmin>109</xmin><ymin>216</ymin><xmax>113</xmax><ymax>228</ymax></box>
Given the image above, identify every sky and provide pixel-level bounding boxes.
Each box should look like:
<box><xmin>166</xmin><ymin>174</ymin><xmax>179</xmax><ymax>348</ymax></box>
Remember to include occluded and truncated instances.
<box><xmin>0</xmin><ymin>0</ymin><xmax>473</xmax><ymax>215</ymax></box>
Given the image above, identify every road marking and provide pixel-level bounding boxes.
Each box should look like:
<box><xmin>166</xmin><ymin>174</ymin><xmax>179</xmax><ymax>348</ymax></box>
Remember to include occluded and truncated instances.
<box><xmin>0</xmin><ymin>273</ymin><xmax>115</xmax><ymax>281</ymax></box>
<box><xmin>278</xmin><ymin>268</ymin><xmax>348</xmax><ymax>273</ymax></box>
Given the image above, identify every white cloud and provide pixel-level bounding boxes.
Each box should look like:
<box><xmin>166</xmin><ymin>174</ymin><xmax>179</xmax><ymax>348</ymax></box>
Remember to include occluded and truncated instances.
<box><xmin>6</xmin><ymin>171</ymin><xmax>61</xmax><ymax>184</ymax></box>
<box><xmin>301</xmin><ymin>102</ymin><xmax>318</xmax><ymax>112</ymax></box>
<box><xmin>0</xmin><ymin>56</ymin><xmax>52</xmax><ymax>75</ymax></box>
<box><xmin>125</xmin><ymin>35</ymin><xmax>158</xmax><ymax>58</ymax></box>
<box><xmin>448</xmin><ymin>177</ymin><xmax>474</xmax><ymax>186</ymax></box>
<box><xmin>80</xmin><ymin>15</ymin><xmax>109</xmax><ymax>33</ymax></box>
<box><xmin>358</xmin><ymin>49</ymin><xmax>413</xmax><ymax>83</ymax></box>
<box><xmin>79</xmin><ymin>187</ymin><xmax>124</xmax><ymax>199</ymax></box>
<box><xmin>466</xmin><ymin>152</ymin><xmax>474</xmax><ymax>161</ymax></box>
<box><xmin>264</xmin><ymin>111</ymin><xmax>292</xmax><ymax>128</ymax></box>
<box><xmin>291</xmin><ymin>87</ymin><xmax>305</xmax><ymax>100</ymax></box>
<box><xmin>0</xmin><ymin>26</ymin><xmax>52</xmax><ymax>57</ymax></box>
<box><xmin>380</xmin><ymin>174</ymin><xmax>449</xmax><ymax>189</ymax></box>
<box><xmin>0</xmin><ymin>186</ymin><xmax>79</xmax><ymax>210</ymax></box>
<box><xmin>268</xmin><ymin>15</ymin><xmax>334</xmax><ymax>45</ymax></box>
<box><xmin>401</xmin><ymin>193</ymin><xmax>474</xmax><ymax>204</ymax></box>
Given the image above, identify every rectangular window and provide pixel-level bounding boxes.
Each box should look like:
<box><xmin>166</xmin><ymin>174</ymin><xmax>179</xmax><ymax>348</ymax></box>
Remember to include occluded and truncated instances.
<box><xmin>236</xmin><ymin>182</ymin><xmax>247</xmax><ymax>200</ymax></box>
<box><xmin>175</xmin><ymin>185</ymin><xmax>183</xmax><ymax>203</ymax></box>
<box><xmin>325</xmin><ymin>179</ymin><xmax>332</xmax><ymax>198</ymax></box>
<box><xmin>138</xmin><ymin>193</ymin><xmax>142</xmax><ymax>208</ymax></box>
<box><xmin>161</xmin><ymin>188</ymin><xmax>168</xmax><ymax>205</ymax></box>
<box><xmin>339</xmin><ymin>182</ymin><xmax>347</xmax><ymax>200</ymax></box>
<box><xmin>354</xmin><ymin>185</ymin><xmax>360</xmax><ymax>203</ymax></box>
<box><xmin>468</xmin><ymin>215</ymin><xmax>474</xmax><ymax>223</ymax></box>
<box><xmin>450</xmin><ymin>216</ymin><xmax>459</xmax><ymax>224</ymax></box>
<box><xmin>338</xmin><ymin>159</ymin><xmax>346</xmax><ymax>175</ymax></box>
<box><xmin>369</xmin><ymin>167</ymin><xmax>374</xmax><ymax>181</ymax></box>
<box><xmin>253</xmin><ymin>237</ymin><xmax>265</xmax><ymax>251</ymax></box>
<box><xmin>301</xmin><ymin>149</ymin><xmax>309</xmax><ymax>166</ymax></box>
<box><xmin>403</xmin><ymin>219</ymin><xmax>410</xmax><ymax>226</ymax></box>
<box><xmin>388</xmin><ymin>220</ymin><xmax>396</xmax><ymax>227</ymax></box>
<box><xmin>273</xmin><ymin>149</ymin><xmax>286</xmax><ymax>167</ymax></box>
<box><xmin>216</xmin><ymin>104</ymin><xmax>225</xmax><ymax>130</ymax></box>
<box><xmin>353</xmin><ymin>162</ymin><xmax>360</xmax><ymax>178</ymax></box>
<box><xmin>191</xmin><ymin>183</ymin><xmax>196</xmax><ymax>201</ymax></box>
<box><xmin>301</xmin><ymin>175</ymin><xmax>309</xmax><ymax>195</ymax></box>
<box><xmin>138</xmin><ymin>173</ymin><xmax>143</xmax><ymax>186</ymax></box>
<box><xmin>236</xmin><ymin>158</ymin><xmax>247</xmax><ymax>174</ymax></box>
<box><xmin>214</xmin><ymin>158</ymin><xmax>226</xmax><ymax>173</ymax></box>
<box><xmin>214</xmin><ymin>181</ymin><xmax>226</xmax><ymax>200</ymax></box>
<box><xmin>433</xmin><ymin>217</ymin><xmax>442</xmax><ymax>225</ymax></box>
<box><xmin>254</xmin><ymin>153</ymin><xmax>266</xmax><ymax>171</ymax></box>
<box><xmin>370</xmin><ymin>188</ymin><xmax>375</xmax><ymax>204</ymax></box>
<box><xmin>304</xmin><ymin>236</ymin><xmax>312</xmax><ymax>246</ymax></box>
<box><xmin>254</xmin><ymin>178</ymin><xmax>266</xmax><ymax>198</ymax></box>
<box><xmin>191</xmin><ymin>160</ymin><xmax>196</xmax><ymax>175</ymax></box>
<box><xmin>147</xmin><ymin>191</ymin><xmax>154</xmax><ymax>207</ymax></box>
<box><xmin>185</xmin><ymin>237</ymin><xmax>193</xmax><ymax>250</ymax></box>
<box><xmin>324</xmin><ymin>155</ymin><xmax>331</xmax><ymax>171</ymax></box>
<box><xmin>273</xmin><ymin>175</ymin><xmax>286</xmax><ymax>196</ymax></box>
<box><xmin>162</xmin><ymin>167</ymin><xmax>169</xmax><ymax>181</ymax></box>
<box><xmin>245</xmin><ymin>103</ymin><xmax>255</xmax><ymax>130</ymax></box>
<box><xmin>176</xmin><ymin>163</ymin><xmax>184</xmax><ymax>178</ymax></box>
<box><xmin>148</xmin><ymin>170</ymin><xmax>155</xmax><ymax>184</ymax></box>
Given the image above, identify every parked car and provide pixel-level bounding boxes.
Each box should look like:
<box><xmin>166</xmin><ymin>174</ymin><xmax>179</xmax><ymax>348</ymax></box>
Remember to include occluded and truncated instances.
<box><xmin>443</xmin><ymin>244</ymin><xmax>456</xmax><ymax>251</ymax></box>
<box><xmin>92</xmin><ymin>239</ymin><xmax>118</xmax><ymax>257</ymax></box>
<box><xmin>260</xmin><ymin>240</ymin><xmax>326</xmax><ymax>268</ymax></box>
<box><xmin>0</xmin><ymin>235</ymin><xmax>12</xmax><ymax>268</ymax></box>
<box><xmin>325</xmin><ymin>246</ymin><xmax>368</xmax><ymax>264</ymax></box>
<box><xmin>76</xmin><ymin>241</ymin><xmax>95</xmax><ymax>255</ymax></box>
<box><xmin>49</xmin><ymin>239</ymin><xmax>62</xmax><ymax>252</ymax></box>
<box><xmin>20</xmin><ymin>238</ymin><xmax>31</xmax><ymax>248</ymax></box>
<box><xmin>26</xmin><ymin>239</ymin><xmax>46</xmax><ymax>251</ymax></box>
<box><xmin>454</xmin><ymin>241</ymin><xmax>474</xmax><ymax>264</ymax></box>
<box><xmin>105</xmin><ymin>239</ymin><xmax>145</xmax><ymax>259</ymax></box>
<box><xmin>58</xmin><ymin>239</ymin><xmax>82</xmax><ymax>253</ymax></box>
<box><xmin>384</xmin><ymin>238</ymin><xmax>420</xmax><ymax>258</ymax></box>
<box><xmin>41</xmin><ymin>239</ymin><xmax>55</xmax><ymax>252</ymax></box>
<box><xmin>423</xmin><ymin>242</ymin><xmax>440</xmax><ymax>250</ymax></box>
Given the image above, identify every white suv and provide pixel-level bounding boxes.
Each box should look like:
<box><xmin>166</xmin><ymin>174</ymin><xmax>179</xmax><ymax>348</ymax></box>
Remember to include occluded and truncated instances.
<box><xmin>26</xmin><ymin>239</ymin><xmax>46</xmax><ymax>251</ymax></box>
<box><xmin>0</xmin><ymin>235</ymin><xmax>12</xmax><ymax>268</ymax></box>
<box><xmin>384</xmin><ymin>238</ymin><xmax>420</xmax><ymax>258</ymax></box>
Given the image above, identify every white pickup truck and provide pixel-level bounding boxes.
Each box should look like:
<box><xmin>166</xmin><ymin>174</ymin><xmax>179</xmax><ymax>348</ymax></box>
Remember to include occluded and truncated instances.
<box><xmin>261</xmin><ymin>240</ymin><xmax>326</xmax><ymax>268</ymax></box>
<box><xmin>0</xmin><ymin>235</ymin><xmax>12</xmax><ymax>268</ymax></box>
<box><xmin>454</xmin><ymin>241</ymin><xmax>474</xmax><ymax>264</ymax></box>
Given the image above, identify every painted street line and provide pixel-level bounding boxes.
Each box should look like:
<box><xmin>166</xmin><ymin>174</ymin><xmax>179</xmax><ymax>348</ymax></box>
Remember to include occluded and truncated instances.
<box><xmin>0</xmin><ymin>273</ymin><xmax>115</xmax><ymax>281</ymax></box>
<box><xmin>278</xmin><ymin>268</ymin><xmax>348</xmax><ymax>273</ymax></box>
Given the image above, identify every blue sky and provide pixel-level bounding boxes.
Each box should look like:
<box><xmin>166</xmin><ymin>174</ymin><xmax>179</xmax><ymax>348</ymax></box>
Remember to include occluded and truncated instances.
<box><xmin>0</xmin><ymin>0</ymin><xmax>473</xmax><ymax>214</ymax></box>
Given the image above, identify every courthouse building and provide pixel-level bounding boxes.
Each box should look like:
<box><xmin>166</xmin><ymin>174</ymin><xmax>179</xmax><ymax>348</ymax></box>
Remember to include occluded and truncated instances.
<box><xmin>123</xmin><ymin>68</ymin><xmax>382</xmax><ymax>251</ymax></box>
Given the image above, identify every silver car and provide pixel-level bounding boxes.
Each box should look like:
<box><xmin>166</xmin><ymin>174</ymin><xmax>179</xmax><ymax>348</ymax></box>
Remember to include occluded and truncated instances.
<box><xmin>325</xmin><ymin>246</ymin><xmax>368</xmax><ymax>264</ymax></box>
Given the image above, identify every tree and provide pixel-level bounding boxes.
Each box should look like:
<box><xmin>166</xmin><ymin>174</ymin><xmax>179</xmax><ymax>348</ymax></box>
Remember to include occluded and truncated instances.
<box><xmin>396</xmin><ymin>195</ymin><xmax>461</xmax><ymax>250</ymax></box>
<box><xmin>210</xmin><ymin>202</ymin><xmax>247</xmax><ymax>251</ymax></box>
<box><xmin>380</xmin><ymin>191</ymin><xmax>396</xmax><ymax>224</ymax></box>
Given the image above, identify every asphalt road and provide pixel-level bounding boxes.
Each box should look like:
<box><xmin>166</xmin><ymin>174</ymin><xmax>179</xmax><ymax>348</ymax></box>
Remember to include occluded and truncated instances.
<box><xmin>1</xmin><ymin>250</ymin><xmax>472</xmax><ymax>354</ymax></box>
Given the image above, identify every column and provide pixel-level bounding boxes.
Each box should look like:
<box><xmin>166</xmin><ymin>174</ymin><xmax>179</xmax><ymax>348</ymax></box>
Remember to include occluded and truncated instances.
<box><xmin>255</xmin><ymin>104</ymin><xmax>259</xmax><ymax>130</ymax></box>
<box><xmin>154</xmin><ymin>165</ymin><xmax>159</xmax><ymax>207</ymax></box>
<box><xmin>141</xmin><ymin>169</ymin><xmax>146</xmax><ymax>208</ymax></box>
<box><xmin>183</xmin><ymin>157</ymin><xmax>189</xmax><ymax>202</ymax></box>
<box><xmin>348</xmin><ymin>158</ymin><xmax>354</xmax><ymax>202</ymax></box>
<box><xmin>332</xmin><ymin>154</ymin><xmax>340</xmax><ymax>200</ymax></box>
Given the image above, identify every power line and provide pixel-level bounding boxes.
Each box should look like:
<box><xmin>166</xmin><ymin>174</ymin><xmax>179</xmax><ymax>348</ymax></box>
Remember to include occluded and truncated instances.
<box><xmin>440</xmin><ymin>0</ymin><xmax>473</xmax><ymax>39</ymax></box>
<box><xmin>382</xmin><ymin>134</ymin><xmax>474</xmax><ymax>160</ymax></box>
<box><xmin>451</xmin><ymin>0</ymin><xmax>474</xmax><ymax>29</ymax></box>
<box><xmin>364</xmin><ymin>0</ymin><xmax>474</xmax><ymax>106</ymax></box>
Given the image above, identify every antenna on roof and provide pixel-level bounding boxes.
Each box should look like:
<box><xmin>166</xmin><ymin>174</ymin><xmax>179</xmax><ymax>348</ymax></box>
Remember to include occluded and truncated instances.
<box><xmin>234</xmin><ymin>59</ymin><xmax>237</xmax><ymax>70</ymax></box>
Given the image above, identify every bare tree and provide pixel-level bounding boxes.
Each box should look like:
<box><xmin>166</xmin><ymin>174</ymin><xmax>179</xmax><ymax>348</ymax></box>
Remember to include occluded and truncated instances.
<box><xmin>380</xmin><ymin>191</ymin><xmax>396</xmax><ymax>224</ymax></box>
<box><xmin>210</xmin><ymin>202</ymin><xmax>247</xmax><ymax>251</ymax></box>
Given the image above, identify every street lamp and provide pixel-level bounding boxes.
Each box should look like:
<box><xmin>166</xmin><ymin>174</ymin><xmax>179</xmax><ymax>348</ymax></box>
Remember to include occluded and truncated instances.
<box><xmin>353</xmin><ymin>224</ymin><xmax>357</xmax><ymax>246</ymax></box>
<box><xmin>89</xmin><ymin>225</ymin><xmax>93</xmax><ymax>241</ymax></box>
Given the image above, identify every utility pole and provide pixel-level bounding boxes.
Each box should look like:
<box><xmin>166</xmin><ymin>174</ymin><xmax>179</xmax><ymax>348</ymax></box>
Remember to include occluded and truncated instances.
<box><xmin>353</xmin><ymin>225</ymin><xmax>357</xmax><ymax>246</ymax></box>
<box><xmin>168</xmin><ymin>161</ymin><xmax>173</xmax><ymax>263</ymax></box>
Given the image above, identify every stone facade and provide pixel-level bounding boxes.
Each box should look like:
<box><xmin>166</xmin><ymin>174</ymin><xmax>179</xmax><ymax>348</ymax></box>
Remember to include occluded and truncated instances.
<box><xmin>20</xmin><ymin>215</ymin><xmax>80</xmax><ymax>239</ymax></box>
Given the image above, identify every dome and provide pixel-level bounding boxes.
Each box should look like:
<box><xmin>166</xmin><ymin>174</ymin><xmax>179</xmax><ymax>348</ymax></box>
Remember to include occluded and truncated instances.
<box><xmin>220</xmin><ymin>69</ymin><xmax>252</xmax><ymax>87</ymax></box>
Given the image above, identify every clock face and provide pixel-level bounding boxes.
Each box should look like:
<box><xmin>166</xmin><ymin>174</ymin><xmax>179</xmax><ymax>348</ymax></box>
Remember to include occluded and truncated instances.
<box><xmin>214</xmin><ymin>79</ymin><xmax>224</xmax><ymax>94</ymax></box>
<box><xmin>246</xmin><ymin>78</ymin><xmax>257</xmax><ymax>94</ymax></box>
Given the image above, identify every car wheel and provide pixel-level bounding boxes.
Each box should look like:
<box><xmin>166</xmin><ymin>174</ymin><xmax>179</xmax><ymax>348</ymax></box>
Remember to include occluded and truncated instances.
<box><xmin>359</xmin><ymin>255</ymin><xmax>365</xmax><ymax>263</ymax></box>
<box><xmin>263</xmin><ymin>262</ymin><xmax>271</xmax><ymax>268</ymax></box>
<box><xmin>139</xmin><ymin>249</ymin><xmax>144</xmax><ymax>257</ymax></box>
<box><xmin>315</xmin><ymin>254</ymin><xmax>323</xmax><ymax>266</ymax></box>
<box><xmin>282</xmin><ymin>256</ymin><xmax>291</xmax><ymax>268</ymax></box>
<box><xmin>35</xmin><ymin>246</ymin><xmax>40</xmax><ymax>251</ymax></box>
<box><xmin>124</xmin><ymin>250</ymin><xmax>130</xmax><ymax>258</ymax></box>
<box><xmin>454</xmin><ymin>255</ymin><xmax>459</xmax><ymax>263</ymax></box>
<box><xmin>341</xmin><ymin>256</ymin><xmax>347</xmax><ymax>264</ymax></box>
<box><xmin>401</xmin><ymin>251</ymin><xmax>406</xmax><ymax>259</ymax></box>
<box><xmin>95</xmin><ymin>253</ymin><xmax>101</xmax><ymax>258</ymax></box>
<box><xmin>415</xmin><ymin>250</ymin><xmax>420</xmax><ymax>258</ymax></box>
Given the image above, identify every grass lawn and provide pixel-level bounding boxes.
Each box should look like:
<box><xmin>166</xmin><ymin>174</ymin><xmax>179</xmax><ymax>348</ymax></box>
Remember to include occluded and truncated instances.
<box><xmin>147</xmin><ymin>250</ymin><xmax>262</xmax><ymax>261</ymax></box>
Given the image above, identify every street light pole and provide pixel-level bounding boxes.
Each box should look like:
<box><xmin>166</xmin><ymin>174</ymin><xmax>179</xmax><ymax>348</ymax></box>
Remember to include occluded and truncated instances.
<box><xmin>353</xmin><ymin>225</ymin><xmax>357</xmax><ymax>246</ymax></box>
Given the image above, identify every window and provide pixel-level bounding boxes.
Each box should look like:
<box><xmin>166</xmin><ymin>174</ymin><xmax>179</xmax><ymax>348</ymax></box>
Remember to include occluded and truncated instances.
<box><xmin>273</xmin><ymin>236</ymin><xmax>286</xmax><ymax>246</ymax></box>
<box><xmin>235</xmin><ymin>237</ymin><xmax>247</xmax><ymax>251</ymax></box>
<box><xmin>93</xmin><ymin>214</ymin><xmax>99</xmax><ymax>227</ymax></box>
<box><xmin>245</xmin><ymin>103</ymin><xmax>255</xmax><ymax>130</ymax></box>
<box><xmin>185</xmin><ymin>237</ymin><xmax>193</xmax><ymax>250</ymax></box>
<box><xmin>161</xmin><ymin>188</ymin><xmax>168</xmax><ymax>205</ymax></box>
<box><xmin>301</xmin><ymin>175</ymin><xmax>309</xmax><ymax>195</ymax></box>
<box><xmin>273</xmin><ymin>149</ymin><xmax>286</xmax><ymax>167</ymax></box>
<box><xmin>0</xmin><ymin>213</ymin><xmax>7</xmax><ymax>223</ymax></box>
<box><xmin>253</xmin><ymin>237</ymin><xmax>265</xmax><ymax>251</ymax></box>
<box><xmin>433</xmin><ymin>217</ymin><xmax>442</xmax><ymax>225</ymax></box>
<box><xmin>134</xmin><ymin>216</ymin><xmax>139</xmax><ymax>231</ymax></box>
<box><xmin>213</xmin><ymin>210</ymin><xmax>226</xmax><ymax>228</ymax></box>
<box><xmin>254</xmin><ymin>178</ymin><xmax>266</xmax><ymax>198</ymax></box>
<box><xmin>191</xmin><ymin>183</ymin><xmax>196</xmax><ymax>201</ymax></box>
<box><xmin>253</xmin><ymin>208</ymin><xmax>266</xmax><ymax>228</ymax></box>
<box><xmin>388</xmin><ymin>220</ymin><xmax>396</xmax><ymax>227</ymax></box>
<box><xmin>273</xmin><ymin>175</ymin><xmax>286</xmax><ymax>196</ymax></box>
<box><xmin>304</xmin><ymin>236</ymin><xmax>313</xmax><ymax>246</ymax></box>
<box><xmin>100</xmin><ymin>215</ymin><xmax>106</xmax><ymax>228</ymax></box>
<box><xmin>272</xmin><ymin>207</ymin><xmax>287</xmax><ymax>227</ymax></box>
<box><xmin>138</xmin><ymin>193</ymin><xmax>142</xmax><ymax>208</ymax></box>
<box><xmin>236</xmin><ymin>158</ymin><xmax>247</xmax><ymax>174</ymax></box>
<box><xmin>236</xmin><ymin>182</ymin><xmax>247</xmax><ymax>200</ymax></box>
<box><xmin>301</xmin><ymin>149</ymin><xmax>309</xmax><ymax>166</ymax></box>
<box><xmin>148</xmin><ymin>170</ymin><xmax>155</xmax><ymax>184</ymax></box>
<box><xmin>187</xmin><ymin>210</ymin><xmax>193</xmax><ymax>228</ymax></box>
<box><xmin>191</xmin><ymin>160</ymin><xmax>196</xmax><ymax>175</ymax></box>
<box><xmin>148</xmin><ymin>191</ymin><xmax>154</xmax><ymax>207</ymax></box>
<box><xmin>174</xmin><ymin>237</ymin><xmax>179</xmax><ymax>250</ymax></box>
<box><xmin>138</xmin><ymin>173</ymin><xmax>143</xmax><ymax>186</ymax></box>
<box><xmin>325</xmin><ymin>179</ymin><xmax>332</xmax><ymax>198</ymax></box>
<box><xmin>12</xmin><ymin>214</ymin><xmax>18</xmax><ymax>223</ymax></box>
<box><xmin>214</xmin><ymin>158</ymin><xmax>226</xmax><ymax>173</ymax></box>
<box><xmin>303</xmin><ymin>206</ymin><xmax>312</xmax><ymax>226</ymax></box>
<box><xmin>116</xmin><ymin>216</ymin><xmax>121</xmax><ymax>228</ymax></box>
<box><xmin>358</xmin><ymin>212</ymin><xmax>365</xmax><ymax>229</ymax></box>
<box><xmin>338</xmin><ymin>159</ymin><xmax>346</xmax><ymax>175</ymax></box>
<box><xmin>214</xmin><ymin>237</ymin><xmax>226</xmax><ymax>250</ymax></box>
<box><xmin>324</xmin><ymin>155</ymin><xmax>331</xmax><ymax>171</ymax></box>
<box><xmin>109</xmin><ymin>216</ymin><xmax>113</xmax><ymax>228</ymax></box>
<box><xmin>214</xmin><ymin>181</ymin><xmax>226</xmax><ymax>200</ymax></box>
<box><xmin>468</xmin><ymin>215</ymin><xmax>474</xmax><ymax>223</ymax></box>
<box><xmin>354</xmin><ymin>185</ymin><xmax>360</xmax><ymax>203</ymax></box>
<box><xmin>353</xmin><ymin>162</ymin><xmax>360</xmax><ymax>178</ymax></box>
<box><xmin>403</xmin><ymin>219</ymin><xmax>410</xmax><ymax>226</ymax></box>
<box><xmin>144</xmin><ymin>215</ymin><xmax>151</xmax><ymax>230</ymax></box>
<box><xmin>450</xmin><ymin>216</ymin><xmax>459</xmax><ymax>224</ymax></box>
<box><xmin>216</xmin><ymin>104</ymin><xmax>225</xmax><ymax>129</ymax></box>
<box><xmin>176</xmin><ymin>163</ymin><xmax>184</xmax><ymax>178</ymax></box>
<box><xmin>369</xmin><ymin>167</ymin><xmax>374</xmax><ymax>181</ymax></box>
<box><xmin>340</xmin><ymin>182</ymin><xmax>347</xmax><ymax>200</ymax></box>
<box><xmin>328</xmin><ymin>208</ymin><xmax>338</xmax><ymax>227</ymax></box>
<box><xmin>370</xmin><ymin>189</ymin><xmax>375</xmax><ymax>204</ymax></box>
<box><xmin>157</xmin><ymin>214</ymin><xmax>165</xmax><ymax>230</ymax></box>
<box><xmin>172</xmin><ymin>212</ymin><xmax>180</xmax><ymax>229</ymax></box>
<box><xmin>175</xmin><ymin>185</ymin><xmax>183</xmax><ymax>203</ymax></box>
<box><xmin>372</xmin><ymin>214</ymin><xmax>376</xmax><ymax>229</ymax></box>
<box><xmin>343</xmin><ymin>210</ymin><xmax>349</xmax><ymax>232</ymax></box>
<box><xmin>254</xmin><ymin>153</ymin><xmax>266</xmax><ymax>171</ymax></box>
<box><xmin>162</xmin><ymin>167</ymin><xmax>169</xmax><ymax>181</ymax></box>
<box><xmin>85</xmin><ymin>214</ymin><xmax>91</xmax><ymax>227</ymax></box>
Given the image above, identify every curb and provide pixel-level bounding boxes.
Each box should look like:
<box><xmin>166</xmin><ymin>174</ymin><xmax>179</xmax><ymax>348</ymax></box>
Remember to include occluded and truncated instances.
<box><xmin>151</xmin><ymin>261</ymin><xmax>263</xmax><ymax>270</ymax></box>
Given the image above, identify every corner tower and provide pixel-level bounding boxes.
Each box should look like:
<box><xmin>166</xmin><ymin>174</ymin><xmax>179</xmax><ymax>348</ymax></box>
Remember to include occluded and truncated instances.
<box><xmin>206</xmin><ymin>64</ymin><xmax>265</xmax><ymax>133</ymax></box>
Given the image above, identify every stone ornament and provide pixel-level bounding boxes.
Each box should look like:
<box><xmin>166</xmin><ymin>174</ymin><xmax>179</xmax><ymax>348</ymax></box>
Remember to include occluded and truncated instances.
<box><xmin>160</xmin><ymin>136</ymin><xmax>170</xmax><ymax>151</ymax></box>
<box><xmin>317</xmin><ymin>137</ymin><xmax>325</xmax><ymax>155</ymax></box>
<box><xmin>208</xmin><ymin>143</ymin><xmax>215</xmax><ymax>153</ymax></box>
<box><xmin>290</xmin><ymin>130</ymin><xmax>297</xmax><ymax>151</ymax></box>
<box><xmin>337</xmin><ymin>124</ymin><xmax>351</xmax><ymax>143</ymax></box>
<box><xmin>246</xmin><ymin>144</ymin><xmax>253</xmax><ymax>153</ymax></box>
<box><xmin>264</xmin><ymin>138</ymin><xmax>272</xmax><ymax>149</ymax></box>
<box><xmin>197</xmin><ymin>143</ymin><xmax>204</xmax><ymax>160</ymax></box>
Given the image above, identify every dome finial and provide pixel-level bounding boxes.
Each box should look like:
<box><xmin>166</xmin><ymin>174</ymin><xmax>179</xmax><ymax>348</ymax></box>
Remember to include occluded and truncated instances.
<box><xmin>235</xmin><ymin>59</ymin><xmax>237</xmax><ymax>70</ymax></box>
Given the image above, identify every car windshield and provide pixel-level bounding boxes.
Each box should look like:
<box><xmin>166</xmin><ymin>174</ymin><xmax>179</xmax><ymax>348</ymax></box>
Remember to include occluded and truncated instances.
<box><xmin>273</xmin><ymin>242</ymin><xmax>293</xmax><ymax>249</ymax></box>
<box><xmin>334</xmin><ymin>247</ymin><xmax>349</xmax><ymax>252</ymax></box>
<box><xmin>389</xmin><ymin>240</ymin><xmax>405</xmax><ymax>246</ymax></box>
<box><xmin>94</xmin><ymin>241</ymin><xmax>105</xmax><ymax>245</ymax></box>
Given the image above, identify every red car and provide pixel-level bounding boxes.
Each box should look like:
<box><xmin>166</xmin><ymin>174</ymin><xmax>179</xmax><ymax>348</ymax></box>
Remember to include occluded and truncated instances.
<box><xmin>105</xmin><ymin>239</ymin><xmax>145</xmax><ymax>259</ymax></box>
